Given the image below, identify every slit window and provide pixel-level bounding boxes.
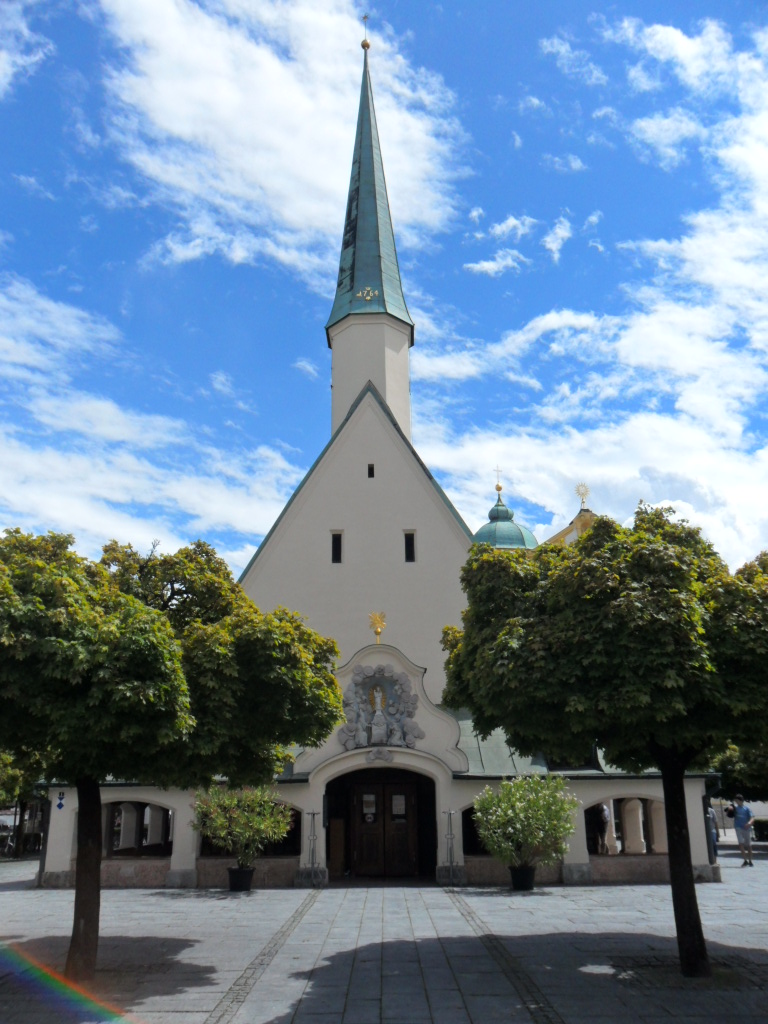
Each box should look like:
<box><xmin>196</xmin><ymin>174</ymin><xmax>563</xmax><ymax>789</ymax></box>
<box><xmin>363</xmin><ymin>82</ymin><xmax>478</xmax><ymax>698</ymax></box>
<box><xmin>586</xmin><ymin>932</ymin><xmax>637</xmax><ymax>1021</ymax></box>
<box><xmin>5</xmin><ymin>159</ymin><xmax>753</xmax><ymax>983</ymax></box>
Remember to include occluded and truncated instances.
<box><xmin>331</xmin><ymin>533</ymin><xmax>342</xmax><ymax>563</ymax></box>
<box><xmin>404</xmin><ymin>532</ymin><xmax>415</xmax><ymax>562</ymax></box>
<box><xmin>368</xmin><ymin>464</ymin><xmax>374</xmax><ymax>478</ymax></box>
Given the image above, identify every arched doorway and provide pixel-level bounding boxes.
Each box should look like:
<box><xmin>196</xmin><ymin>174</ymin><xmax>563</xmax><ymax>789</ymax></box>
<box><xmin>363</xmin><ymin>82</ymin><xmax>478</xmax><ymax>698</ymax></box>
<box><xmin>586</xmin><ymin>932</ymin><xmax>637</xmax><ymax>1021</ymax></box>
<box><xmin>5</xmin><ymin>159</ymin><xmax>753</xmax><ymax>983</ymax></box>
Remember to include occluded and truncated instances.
<box><xmin>325</xmin><ymin>768</ymin><xmax>437</xmax><ymax>880</ymax></box>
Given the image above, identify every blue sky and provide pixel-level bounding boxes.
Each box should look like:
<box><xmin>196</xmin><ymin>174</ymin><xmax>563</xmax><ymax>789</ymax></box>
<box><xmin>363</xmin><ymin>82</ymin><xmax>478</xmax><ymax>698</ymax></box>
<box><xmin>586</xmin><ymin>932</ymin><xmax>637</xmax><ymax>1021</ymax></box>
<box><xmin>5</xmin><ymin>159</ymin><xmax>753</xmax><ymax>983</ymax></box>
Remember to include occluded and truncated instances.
<box><xmin>2</xmin><ymin>0</ymin><xmax>768</xmax><ymax>573</ymax></box>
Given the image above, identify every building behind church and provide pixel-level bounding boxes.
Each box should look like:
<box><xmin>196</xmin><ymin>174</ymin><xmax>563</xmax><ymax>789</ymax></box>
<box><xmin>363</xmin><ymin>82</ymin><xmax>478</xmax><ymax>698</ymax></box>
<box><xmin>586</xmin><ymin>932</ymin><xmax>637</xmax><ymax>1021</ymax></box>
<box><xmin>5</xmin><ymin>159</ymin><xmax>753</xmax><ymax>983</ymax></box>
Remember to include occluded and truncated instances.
<box><xmin>41</xmin><ymin>43</ymin><xmax>716</xmax><ymax>890</ymax></box>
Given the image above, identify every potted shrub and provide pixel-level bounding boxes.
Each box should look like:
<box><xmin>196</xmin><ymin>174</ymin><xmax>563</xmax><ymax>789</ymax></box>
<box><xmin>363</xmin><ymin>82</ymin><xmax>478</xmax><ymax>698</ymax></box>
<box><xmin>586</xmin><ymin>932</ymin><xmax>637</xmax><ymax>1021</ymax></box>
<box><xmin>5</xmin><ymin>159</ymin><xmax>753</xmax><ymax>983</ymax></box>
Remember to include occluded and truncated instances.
<box><xmin>473</xmin><ymin>775</ymin><xmax>578</xmax><ymax>890</ymax></box>
<box><xmin>194</xmin><ymin>786</ymin><xmax>293</xmax><ymax>891</ymax></box>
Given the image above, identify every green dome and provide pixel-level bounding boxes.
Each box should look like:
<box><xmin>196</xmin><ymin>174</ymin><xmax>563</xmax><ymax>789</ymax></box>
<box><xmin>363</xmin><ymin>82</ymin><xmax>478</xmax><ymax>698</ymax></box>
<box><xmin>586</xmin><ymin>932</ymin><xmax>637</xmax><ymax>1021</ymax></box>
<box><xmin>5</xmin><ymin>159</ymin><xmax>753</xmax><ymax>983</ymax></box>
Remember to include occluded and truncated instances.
<box><xmin>473</xmin><ymin>491</ymin><xmax>538</xmax><ymax>550</ymax></box>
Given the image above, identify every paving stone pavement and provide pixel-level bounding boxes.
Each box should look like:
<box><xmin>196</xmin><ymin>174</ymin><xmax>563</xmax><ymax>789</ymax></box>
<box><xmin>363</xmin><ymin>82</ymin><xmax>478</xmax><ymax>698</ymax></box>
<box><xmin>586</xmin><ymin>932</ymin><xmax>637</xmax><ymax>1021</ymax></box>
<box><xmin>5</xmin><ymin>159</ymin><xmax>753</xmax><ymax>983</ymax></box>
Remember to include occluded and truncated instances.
<box><xmin>1</xmin><ymin>844</ymin><xmax>767</xmax><ymax>1024</ymax></box>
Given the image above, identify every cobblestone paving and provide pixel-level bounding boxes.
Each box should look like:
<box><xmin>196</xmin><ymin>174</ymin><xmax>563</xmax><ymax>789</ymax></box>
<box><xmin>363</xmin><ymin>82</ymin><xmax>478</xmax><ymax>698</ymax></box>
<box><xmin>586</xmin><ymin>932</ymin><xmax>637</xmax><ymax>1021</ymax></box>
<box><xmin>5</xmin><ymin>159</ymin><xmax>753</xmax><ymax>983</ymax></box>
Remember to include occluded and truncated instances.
<box><xmin>1</xmin><ymin>845</ymin><xmax>767</xmax><ymax>1023</ymax></box>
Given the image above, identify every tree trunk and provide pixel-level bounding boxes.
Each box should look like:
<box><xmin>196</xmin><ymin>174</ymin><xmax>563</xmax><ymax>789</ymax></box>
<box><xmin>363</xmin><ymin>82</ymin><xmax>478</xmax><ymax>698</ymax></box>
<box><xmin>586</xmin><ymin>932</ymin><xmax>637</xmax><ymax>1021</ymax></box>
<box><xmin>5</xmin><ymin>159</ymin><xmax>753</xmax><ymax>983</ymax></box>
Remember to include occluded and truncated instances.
<box><xmin>64</xmin><ymin>777</ymin><xmax>102</xmax><ymax>981</ymax></box>
<box><xmin>659</xmin><ymin>758</ymin><xmax>711</xmax><ymax>978</ymax></box>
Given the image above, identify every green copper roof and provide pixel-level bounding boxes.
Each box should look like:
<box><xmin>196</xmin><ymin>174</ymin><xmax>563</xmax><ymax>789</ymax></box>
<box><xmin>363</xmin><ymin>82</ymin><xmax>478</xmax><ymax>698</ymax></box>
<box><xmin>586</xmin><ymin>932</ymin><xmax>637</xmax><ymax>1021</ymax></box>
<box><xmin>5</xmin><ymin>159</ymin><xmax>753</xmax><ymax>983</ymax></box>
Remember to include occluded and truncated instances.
<box><xmin>472</xmin><ymin>492</ymin><xmax>538</xmax><ymax>550</ymax></box>
<box><xmin>325</xmin><ymin>50</ymin><xmax>414</xmax><ymax>346</ymax></box>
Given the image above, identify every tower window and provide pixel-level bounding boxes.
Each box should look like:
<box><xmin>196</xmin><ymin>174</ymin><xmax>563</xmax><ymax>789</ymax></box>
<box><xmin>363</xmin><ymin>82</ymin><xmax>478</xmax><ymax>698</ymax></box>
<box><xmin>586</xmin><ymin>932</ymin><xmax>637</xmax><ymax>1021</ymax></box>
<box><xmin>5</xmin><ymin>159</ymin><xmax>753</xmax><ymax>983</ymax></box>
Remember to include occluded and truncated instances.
<box><xmin>368</xmin><ymin>464</ymin><xmax>374</xmax><ymax>478</ymax></box>
<box><xmin>331</xmin><ymin>533</ymin><xmax>342</xmax><ymax>563</ymax></box>
<box><xmin>404</xmin><ymin>532</ymin><xmax>415</xmax><ymax>562</ymax></box>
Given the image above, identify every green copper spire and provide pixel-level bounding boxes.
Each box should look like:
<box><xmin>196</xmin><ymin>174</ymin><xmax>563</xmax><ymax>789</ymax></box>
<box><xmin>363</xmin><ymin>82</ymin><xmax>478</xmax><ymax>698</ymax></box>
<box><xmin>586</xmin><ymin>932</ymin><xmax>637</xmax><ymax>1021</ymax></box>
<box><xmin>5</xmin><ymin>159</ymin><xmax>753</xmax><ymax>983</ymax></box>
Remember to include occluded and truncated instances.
<box><xmin>325</xmin><ymin>46</ymin><xmax>414</xmax><ymax>346</ymax></box>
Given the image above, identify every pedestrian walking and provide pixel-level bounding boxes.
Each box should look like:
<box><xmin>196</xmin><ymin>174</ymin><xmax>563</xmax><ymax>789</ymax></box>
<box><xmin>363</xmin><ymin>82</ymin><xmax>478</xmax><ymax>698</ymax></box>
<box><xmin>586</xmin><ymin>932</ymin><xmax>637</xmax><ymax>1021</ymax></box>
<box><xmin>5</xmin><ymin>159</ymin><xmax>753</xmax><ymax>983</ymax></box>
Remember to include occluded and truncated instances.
<box><xmin>731</xmin><ymin>794</ymin><xmax>755</xmax><ymax>866</ymax></box>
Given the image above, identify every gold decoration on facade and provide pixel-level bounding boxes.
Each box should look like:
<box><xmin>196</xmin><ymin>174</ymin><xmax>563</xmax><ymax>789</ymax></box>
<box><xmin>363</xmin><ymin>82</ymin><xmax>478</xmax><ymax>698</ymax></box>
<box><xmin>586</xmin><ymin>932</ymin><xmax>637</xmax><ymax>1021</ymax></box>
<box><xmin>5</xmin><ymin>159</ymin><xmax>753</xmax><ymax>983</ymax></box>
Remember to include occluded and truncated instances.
<box><xmin>369</xmin><ymin>611</ymin><xmax>386</xmax><ymax>644</ymax></box>
<box><xmin>356</xmin><ymin>286</ymin><xmax>379</xmax><ymax>301</ymax></box>
<box><xmin>575</xmin><ymin>482</ymin><xmax>590</xmax><ymax>509</ymax></box>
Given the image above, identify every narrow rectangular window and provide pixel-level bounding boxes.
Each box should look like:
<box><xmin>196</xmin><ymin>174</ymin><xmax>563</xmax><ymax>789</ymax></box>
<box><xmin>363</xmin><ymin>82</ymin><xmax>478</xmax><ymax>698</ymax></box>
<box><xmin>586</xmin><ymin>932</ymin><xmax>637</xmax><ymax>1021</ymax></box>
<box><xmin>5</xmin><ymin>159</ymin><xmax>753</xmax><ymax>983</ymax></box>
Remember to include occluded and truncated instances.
<box><xmin>368</xmin><ymin>464</ymin><xmax>375</xmax><ymax>478</ymax></box>
<box><xmin>404</xmin><ymin>532</ymin><xmax>415</xmax><ymax>562</ymax></box>
<box><xmin>331</xmin><ymin>533</ymin><xmax>342</xmax><ymax>563</ymax></box>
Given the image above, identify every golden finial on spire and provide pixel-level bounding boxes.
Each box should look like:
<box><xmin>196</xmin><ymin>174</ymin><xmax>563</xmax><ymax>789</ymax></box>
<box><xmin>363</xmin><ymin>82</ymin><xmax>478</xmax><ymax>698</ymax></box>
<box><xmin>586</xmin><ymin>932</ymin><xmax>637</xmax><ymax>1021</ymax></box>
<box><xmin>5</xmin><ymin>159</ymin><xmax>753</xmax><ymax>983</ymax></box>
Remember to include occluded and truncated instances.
<box><xmin>575</xmin><ymin>482</ymin><xmax>590</xmax><ymax>509</ymax></box>
<box><xmin>369</xmin><ymin>611</ymin><xmax>386</xmax><ymax>643</ymax></box>
<box><xmin>361</xmin><ymin>13</ymin><xmax>370</xmax><ymax>49</ymax></box>
<box><xmin>494</xmin><ymin>465</ymin><xmax>503</xmax><ymax>493</ymax></box>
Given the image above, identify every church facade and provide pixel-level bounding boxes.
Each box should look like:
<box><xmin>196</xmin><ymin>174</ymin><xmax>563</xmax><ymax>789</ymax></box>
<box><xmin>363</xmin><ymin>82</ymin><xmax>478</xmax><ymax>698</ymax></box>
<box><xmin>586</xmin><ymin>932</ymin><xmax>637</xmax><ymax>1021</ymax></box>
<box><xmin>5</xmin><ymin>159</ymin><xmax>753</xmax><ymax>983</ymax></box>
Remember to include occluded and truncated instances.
<box><xmin>40</xmin><ymin>45</ymin><xmax>716</xmax><ymax>889</ymax></box>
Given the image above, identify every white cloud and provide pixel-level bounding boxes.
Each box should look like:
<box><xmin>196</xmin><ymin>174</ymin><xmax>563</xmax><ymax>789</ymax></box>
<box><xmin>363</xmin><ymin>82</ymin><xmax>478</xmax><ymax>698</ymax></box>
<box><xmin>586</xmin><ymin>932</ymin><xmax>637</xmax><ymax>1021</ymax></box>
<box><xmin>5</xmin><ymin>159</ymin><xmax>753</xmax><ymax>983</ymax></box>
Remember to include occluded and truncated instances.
<box><xmin>489</xmin><ymin>214</ymin><xmax>536</xmax><ymax>241</ymax></box>
<box><xmin>13</xmin><ymin>174</ymin><xmax>55</xmax><ymax>200</ymax></box>
<box><xmin>627</xmin><ymin>62</ymin><xmax>662</xmax><ymax>92</ymax></box>
<box><xmin>0</xmin><ymin>2</ymin><xmax>53</xmax><ymax>99</ymax></box>
<box><xmin>542</xmin><ymin>154</ymin><xmax>587</xmax><ymax>173</ymax></box>
<box><xmin>583</xmin><ymin>210</ymin><xmax>603</xmax><ymax>229</ymax></box>
<box><xmin>414</xmin><ymin>22</ymin><xmax>768</xmax><ymax>569</ymax></box>
<box><xmin>511</xmin><ymin>131</ymin><xmax>522</xmax><ymax>149</ymax></box>
<box><xmin>210</xmin><ymin>370</ymin><xmax>235</xmax><ymax>396</ymax></box>
<box><xmin>518</xmin><ymin>95</ymin><xmax>550</xmax><ymax>115</ymax></box>
<box><xmin>607</xmin><ymin>17</ymin><xmax>735</xmax><ymax>96</ymax></box>
<box><xmin>540</xmin><ymin>36</ymin><xmax>608</xmax><ymax>86</ymax></box>
<box><xmin>463</xmin><ymin>249</ymin><xmax>528</xmax><ymax>278</ymax></box>
<box><xmin>541</xmin><ymin>217</ymin><xmax>573</xmax><ymax>262</ymax></box>
<box><xmin>293</xmin><ymin>358</ymin><xmax>319</xmax><ymax>379</ymax></box>
<box><xmin>0</xmin><ymin>274</ymin><xmax>310</xmax><ymax>574</ymax></box>
<box><xmin>0</xmin><ymin>273</ymin><xmax>119</xmax><ymax>384</ymax></box>
<box><xmin>468</xmin><ymin>206</ymin><xmax>484</xmax><ymax>224</ymax></box>
<box><xmin>29</xmin><ymin>392</ymin><xmax>188</xmax><ymax>448</ymax></box>
<box><xmin>631</xmin><ymin>108</ymin><xmax>707</xmax><ymax>168</ymax></box>
<box><xmin>96</xmin><ymin>0</ymin><xmax>463</xmax><ymax>290</ymax></box>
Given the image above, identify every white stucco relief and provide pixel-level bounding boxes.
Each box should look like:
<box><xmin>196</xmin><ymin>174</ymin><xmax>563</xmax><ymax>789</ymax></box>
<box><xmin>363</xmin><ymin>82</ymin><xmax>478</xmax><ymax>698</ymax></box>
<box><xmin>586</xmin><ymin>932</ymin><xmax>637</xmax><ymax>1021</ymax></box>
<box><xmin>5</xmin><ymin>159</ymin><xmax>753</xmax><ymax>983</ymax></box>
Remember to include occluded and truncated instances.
<box><xmin>337</xmin><ymin>662</ymin><xmax>425</xmax><ymax>751</ymax></box>
<box><xmin>294</xmin><ymin>643</ymin><xmax>469</xmax><ymax>775</ymax></box>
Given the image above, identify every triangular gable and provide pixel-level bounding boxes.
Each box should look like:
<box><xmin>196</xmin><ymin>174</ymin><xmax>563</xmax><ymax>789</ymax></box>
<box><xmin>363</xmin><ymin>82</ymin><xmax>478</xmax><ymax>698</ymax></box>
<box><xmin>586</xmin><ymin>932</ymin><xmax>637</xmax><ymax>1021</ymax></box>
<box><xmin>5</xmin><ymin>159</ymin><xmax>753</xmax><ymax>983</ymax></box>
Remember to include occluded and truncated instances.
<box><xmin>238</xmin><ymin>380</ymin><xmax>472</xmax><ymax>582</ymax></box>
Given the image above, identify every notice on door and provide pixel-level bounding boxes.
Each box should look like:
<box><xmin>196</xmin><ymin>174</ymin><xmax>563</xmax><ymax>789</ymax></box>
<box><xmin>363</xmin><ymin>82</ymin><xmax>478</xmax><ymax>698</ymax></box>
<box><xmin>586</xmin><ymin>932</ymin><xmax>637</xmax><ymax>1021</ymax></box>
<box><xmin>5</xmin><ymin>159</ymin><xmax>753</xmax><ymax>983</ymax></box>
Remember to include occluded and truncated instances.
<box><xmin>391</xmin><ymin>793</ymin><xmax>406</xmax><ymax>817</ymax></box>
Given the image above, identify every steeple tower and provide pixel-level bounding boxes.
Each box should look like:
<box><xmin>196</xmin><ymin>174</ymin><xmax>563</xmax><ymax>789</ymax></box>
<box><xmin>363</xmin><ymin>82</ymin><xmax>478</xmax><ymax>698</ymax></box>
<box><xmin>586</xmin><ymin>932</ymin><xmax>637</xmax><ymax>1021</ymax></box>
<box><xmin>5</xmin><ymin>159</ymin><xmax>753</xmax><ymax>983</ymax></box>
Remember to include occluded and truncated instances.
<box><xmin>326</xmin><ymin>39</ymin><xmax>414</xmax><ymax>439</ymax></box>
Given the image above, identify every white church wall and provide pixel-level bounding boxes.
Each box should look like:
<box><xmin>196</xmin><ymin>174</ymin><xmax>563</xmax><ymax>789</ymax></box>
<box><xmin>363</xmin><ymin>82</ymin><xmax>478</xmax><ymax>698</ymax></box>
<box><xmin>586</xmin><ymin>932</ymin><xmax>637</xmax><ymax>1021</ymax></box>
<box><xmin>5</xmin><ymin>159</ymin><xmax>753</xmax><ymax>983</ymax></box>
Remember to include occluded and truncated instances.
<box><xmin>241</xmin><ymin>392</ymin><xmax>471</xmax><ymax>705</ymax></box>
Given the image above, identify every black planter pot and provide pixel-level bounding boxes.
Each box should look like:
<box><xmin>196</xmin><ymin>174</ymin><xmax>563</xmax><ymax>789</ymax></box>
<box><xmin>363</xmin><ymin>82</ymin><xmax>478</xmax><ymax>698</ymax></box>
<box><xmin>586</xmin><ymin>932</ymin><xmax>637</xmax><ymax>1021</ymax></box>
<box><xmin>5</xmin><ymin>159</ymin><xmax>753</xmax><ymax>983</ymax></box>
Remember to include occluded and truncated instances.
<box><xmin>228</xmin><ymin>866</ymin><xmax>255</xmax><ymax>892</ymax></box>
<box><xmin>509</xmin><ymin>865</ymin><xmax>536</xmax><ymax>891</ymax></box>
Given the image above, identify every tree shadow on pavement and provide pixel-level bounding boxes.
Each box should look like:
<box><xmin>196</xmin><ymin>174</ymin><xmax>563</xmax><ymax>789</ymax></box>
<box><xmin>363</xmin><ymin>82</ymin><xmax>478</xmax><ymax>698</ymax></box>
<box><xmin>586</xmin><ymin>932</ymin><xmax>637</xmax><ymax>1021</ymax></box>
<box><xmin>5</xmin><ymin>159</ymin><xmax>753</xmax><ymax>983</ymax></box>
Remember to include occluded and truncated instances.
<box><xmin>1</xmin><ymin>935</ymin><xmax>217</xmax><ymax>1024</ymax></box>
<box><xmin>255</xmin><ymin>931</ymin><xmax>768</xmax><ymax>1024</ymax></box>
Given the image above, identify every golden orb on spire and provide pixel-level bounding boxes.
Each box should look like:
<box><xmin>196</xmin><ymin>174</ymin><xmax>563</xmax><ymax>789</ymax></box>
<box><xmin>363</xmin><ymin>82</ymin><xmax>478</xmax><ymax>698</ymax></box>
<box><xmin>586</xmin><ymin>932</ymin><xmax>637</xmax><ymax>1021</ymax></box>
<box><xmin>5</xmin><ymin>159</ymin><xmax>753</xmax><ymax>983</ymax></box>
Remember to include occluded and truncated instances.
<box><xmin>361</xmin><ymin>38</ymin><xmax>370</xmax><ymax>50</ymax></box>
<box><xmin>362</xmin><ymin>12</ymin><xmax>370</xmax><ymax>49</ymax></box>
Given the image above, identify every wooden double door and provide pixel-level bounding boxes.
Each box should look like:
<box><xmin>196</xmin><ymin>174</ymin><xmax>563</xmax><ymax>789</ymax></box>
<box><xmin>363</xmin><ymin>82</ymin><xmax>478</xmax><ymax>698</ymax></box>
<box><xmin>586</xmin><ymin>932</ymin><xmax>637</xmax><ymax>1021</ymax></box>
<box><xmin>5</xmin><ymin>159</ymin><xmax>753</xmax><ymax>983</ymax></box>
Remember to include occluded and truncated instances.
<box><xmin>351</xmin><ymin>781</ymin><xmax>417</xmax><ymax>877</ymax></box>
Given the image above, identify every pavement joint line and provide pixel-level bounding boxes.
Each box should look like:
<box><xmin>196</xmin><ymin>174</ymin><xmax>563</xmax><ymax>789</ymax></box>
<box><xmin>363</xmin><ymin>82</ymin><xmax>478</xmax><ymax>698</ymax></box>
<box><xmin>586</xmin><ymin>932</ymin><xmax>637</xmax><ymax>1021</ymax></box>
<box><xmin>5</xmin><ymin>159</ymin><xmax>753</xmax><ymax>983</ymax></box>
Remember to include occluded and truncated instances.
<box><xmin>202</xmin><ymin>889</ymin><xmax>320</xmax><ymax>1024</ymax></box>
<box><xmin>445</xmin><ymin>889</ymin><xmax>567</xmax><ymax>1024</ymax></box>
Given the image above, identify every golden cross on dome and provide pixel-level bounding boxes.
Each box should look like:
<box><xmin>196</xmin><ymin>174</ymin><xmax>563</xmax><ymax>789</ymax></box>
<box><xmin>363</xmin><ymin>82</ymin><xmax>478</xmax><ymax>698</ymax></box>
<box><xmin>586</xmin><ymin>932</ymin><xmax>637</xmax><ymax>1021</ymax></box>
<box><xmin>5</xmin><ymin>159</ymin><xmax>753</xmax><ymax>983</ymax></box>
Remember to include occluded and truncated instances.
<box><xmin>494</xmin><ymin>465</ymin><xmax>503</xmax><ymax>493</ymax></box>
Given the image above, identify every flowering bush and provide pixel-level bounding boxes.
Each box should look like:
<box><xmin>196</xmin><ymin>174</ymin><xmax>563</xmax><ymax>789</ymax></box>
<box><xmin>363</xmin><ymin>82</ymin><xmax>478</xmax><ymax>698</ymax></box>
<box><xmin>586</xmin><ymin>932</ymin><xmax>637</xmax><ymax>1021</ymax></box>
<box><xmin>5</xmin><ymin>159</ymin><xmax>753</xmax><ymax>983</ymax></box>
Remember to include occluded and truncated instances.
<box><xmin>194</xmin><ymin>786</ymin><xmax>292</xmax><ymax>868</ymax></box>
<box><xmin>473</xmin><ymin>775</ymin><xmax>578</xmax><ymax>868</ymax></box>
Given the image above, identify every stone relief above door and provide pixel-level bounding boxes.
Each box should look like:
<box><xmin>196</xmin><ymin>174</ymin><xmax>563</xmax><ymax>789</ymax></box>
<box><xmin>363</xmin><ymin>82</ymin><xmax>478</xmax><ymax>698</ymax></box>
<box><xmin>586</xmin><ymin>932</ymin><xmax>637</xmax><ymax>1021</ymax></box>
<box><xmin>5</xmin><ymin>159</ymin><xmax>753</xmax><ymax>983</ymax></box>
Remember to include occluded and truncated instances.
<box><xmin>293</xmin><ymin>643</ymin><xmax>469</xmax><ymax>775</ymax></box>
<box><xmin>337</xmin><ymin>662</ymin><xmax>426</xmax><ymax>751</ymax></box>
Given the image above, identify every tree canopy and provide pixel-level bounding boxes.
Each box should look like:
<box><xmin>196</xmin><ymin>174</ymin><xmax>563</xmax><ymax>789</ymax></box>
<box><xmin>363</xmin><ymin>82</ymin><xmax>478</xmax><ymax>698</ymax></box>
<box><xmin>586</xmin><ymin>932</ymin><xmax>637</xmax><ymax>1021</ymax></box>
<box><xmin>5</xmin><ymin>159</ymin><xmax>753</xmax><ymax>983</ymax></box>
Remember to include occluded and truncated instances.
<box><xmin>100</xmin><ymin>539</ymin><xmax>343</xmax><ymax>784</ymax></box>
<box><xmin>0</xmin><ymin>530</ymin><xmax>192</xmax><ymax>785</ymax></box>
<box><xmin>443</xmin><ymin>505</ymin><xmax>768</xmax><ymax>976</ymax></box>
<box><xmin>711</xmin><ymin>742</ymin><xmax>768</xmax><ymax>801</ymax></box>
<box><xmin>0</xmin><ymin>530</ymin><xmax>343</xmax><ymax>979</ymax></box>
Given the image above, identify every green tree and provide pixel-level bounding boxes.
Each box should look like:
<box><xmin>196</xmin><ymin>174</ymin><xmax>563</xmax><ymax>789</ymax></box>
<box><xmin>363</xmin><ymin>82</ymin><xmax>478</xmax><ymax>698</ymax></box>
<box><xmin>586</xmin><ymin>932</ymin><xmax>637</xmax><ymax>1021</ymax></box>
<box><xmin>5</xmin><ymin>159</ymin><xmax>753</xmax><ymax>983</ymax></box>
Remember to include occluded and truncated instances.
<box><xmin>0</xmin><ymin>532</ymin><xmax>343</xmax><ymax>981</ymax></box>
<box><xmin>711</xmin><ymin>743</ymin><xmax>768</xmax><ymax>801</ymax></box>
<box><xmin>100</xmin><ymin>540</ymin><xmax>343</xmax><ymax>785</ymax></box>
<box><xmin>0</xmin><ymin>530</ymin><xmax>191</xmax><ymax>980</ymax></box>
<box><xmin>443</xmin><ymin>505</ymin><xmax>768</xmax><ymax>978</ymax></box>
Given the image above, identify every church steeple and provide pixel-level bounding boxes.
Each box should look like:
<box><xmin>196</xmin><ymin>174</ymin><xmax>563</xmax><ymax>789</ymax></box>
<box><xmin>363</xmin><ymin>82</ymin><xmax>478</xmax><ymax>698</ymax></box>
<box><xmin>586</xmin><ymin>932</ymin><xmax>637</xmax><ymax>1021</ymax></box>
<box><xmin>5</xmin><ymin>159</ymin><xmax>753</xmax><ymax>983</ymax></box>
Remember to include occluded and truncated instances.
<box><xmin>326</xmin><ymin>40</ymin><xmax>414</xmax><ymax>440</ymax></box>
<box><xmin>326</xmin><ymin>47</ymin><xmax>414</xmax><ymax>344</ymax></box>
